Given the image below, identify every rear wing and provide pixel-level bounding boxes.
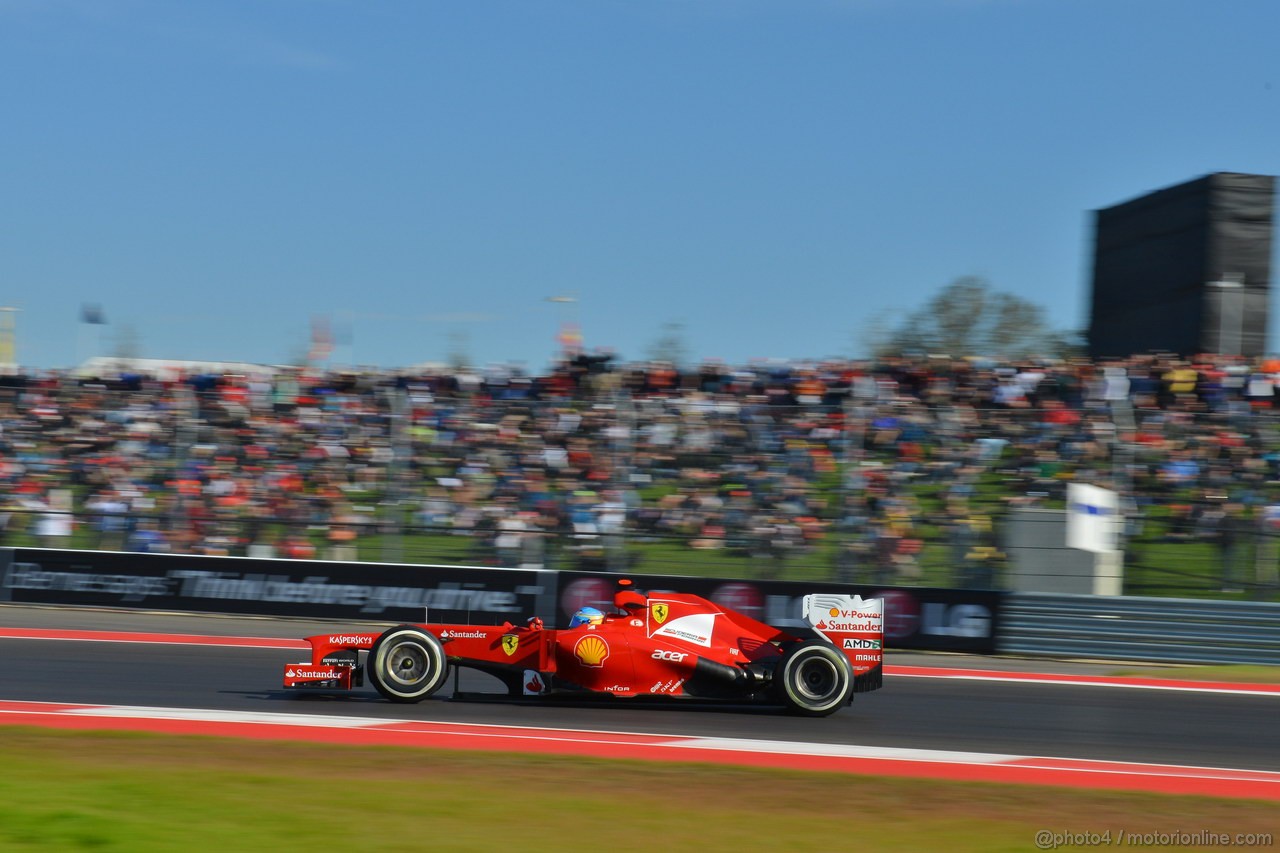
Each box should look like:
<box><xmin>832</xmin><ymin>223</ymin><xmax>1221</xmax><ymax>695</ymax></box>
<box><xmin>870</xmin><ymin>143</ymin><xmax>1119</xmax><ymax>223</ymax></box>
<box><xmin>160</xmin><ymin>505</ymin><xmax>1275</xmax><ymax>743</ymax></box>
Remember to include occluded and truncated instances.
<box><xmin>802</xmin><ymin>593</ymin><xmax>884</xmax><ymax>693</ymax></box>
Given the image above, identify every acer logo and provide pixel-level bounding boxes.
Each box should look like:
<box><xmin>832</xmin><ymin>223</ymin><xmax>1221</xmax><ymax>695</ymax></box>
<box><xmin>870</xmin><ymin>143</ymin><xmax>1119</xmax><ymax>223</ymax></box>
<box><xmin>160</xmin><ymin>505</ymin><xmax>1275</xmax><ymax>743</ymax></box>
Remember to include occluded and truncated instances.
<box><xmin>651</xmin><ymin>650</ymin><xmax>688</xmax><ymax>662</ymax></box>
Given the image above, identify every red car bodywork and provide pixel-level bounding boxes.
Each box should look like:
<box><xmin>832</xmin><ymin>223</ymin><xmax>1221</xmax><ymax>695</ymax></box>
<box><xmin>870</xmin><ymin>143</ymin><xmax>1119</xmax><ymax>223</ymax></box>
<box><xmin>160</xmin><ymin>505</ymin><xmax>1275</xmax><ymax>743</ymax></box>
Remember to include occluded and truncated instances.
<box><xmin>284</xmin><ymin>580</ymin><xmax>884</xmax><ymax>716</ymax></box>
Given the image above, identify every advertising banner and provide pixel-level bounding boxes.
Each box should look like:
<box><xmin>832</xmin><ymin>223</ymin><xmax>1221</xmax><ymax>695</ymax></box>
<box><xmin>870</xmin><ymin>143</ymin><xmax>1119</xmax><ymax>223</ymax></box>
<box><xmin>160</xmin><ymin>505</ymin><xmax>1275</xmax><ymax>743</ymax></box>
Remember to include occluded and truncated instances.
<box><xmin>0</xmin><ymin>548</ymin><xmax>553</xmax><ymax>625</ymax></box>
<box><xmin>0</xmin><ymin>549</ymin><xmax>1002</xmax><ymax>653</ymax></box>
<box><xmin>1066</xmin><ymin>482</ymin><xmax>1121</xmax><ymax>554</ymax></box>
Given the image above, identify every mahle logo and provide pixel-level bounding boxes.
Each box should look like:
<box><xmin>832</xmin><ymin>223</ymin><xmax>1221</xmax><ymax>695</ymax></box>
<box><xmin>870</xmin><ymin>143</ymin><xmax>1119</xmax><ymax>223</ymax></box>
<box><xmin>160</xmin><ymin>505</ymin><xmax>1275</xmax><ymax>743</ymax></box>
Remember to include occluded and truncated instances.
<box><xmin>502</xmin><ymin>635</ymin><xmax>520</xmax><ymax>656</ymax></box>
<box><xmin>651</xmin><ymin>603</ymin><xmax>669</xmax><ymax>625</ymax></box>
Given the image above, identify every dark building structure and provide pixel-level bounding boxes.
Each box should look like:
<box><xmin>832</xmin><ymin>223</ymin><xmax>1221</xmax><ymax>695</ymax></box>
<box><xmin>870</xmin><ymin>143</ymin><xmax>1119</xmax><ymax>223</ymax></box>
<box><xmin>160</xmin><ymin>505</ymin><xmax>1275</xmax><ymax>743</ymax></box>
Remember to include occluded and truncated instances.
<box><xmin>1088</xmin><ymin>172</ymin><xmax>1275</xmax><ymax>359</ymax></box>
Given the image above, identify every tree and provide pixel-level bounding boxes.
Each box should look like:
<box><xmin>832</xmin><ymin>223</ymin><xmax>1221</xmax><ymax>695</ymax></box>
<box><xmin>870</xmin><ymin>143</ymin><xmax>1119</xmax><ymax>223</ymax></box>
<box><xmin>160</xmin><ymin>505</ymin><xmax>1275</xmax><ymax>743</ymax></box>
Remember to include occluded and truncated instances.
<box><xmin>877</xmin><ymin>277</ymin><xmax>1075</xmax><ymax>360</ymax></box>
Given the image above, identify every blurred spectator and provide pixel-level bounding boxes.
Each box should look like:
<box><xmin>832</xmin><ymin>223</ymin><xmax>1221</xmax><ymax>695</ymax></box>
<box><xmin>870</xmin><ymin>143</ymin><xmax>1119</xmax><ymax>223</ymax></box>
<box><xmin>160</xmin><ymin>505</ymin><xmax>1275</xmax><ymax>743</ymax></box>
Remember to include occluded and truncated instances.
<box><xmin>25</xmin><ymin>489</ymin><xmax>73</xmax><ymax>549</ymax></box>
<box><xmin>85</xmin><ymin>487</ymin><xmax>129</xmax><ymax>551</ymax></box>
<box><xmin>126</xmin><ymin>518</ymin><xmax>169</xmax><ymax>553</ymax></box>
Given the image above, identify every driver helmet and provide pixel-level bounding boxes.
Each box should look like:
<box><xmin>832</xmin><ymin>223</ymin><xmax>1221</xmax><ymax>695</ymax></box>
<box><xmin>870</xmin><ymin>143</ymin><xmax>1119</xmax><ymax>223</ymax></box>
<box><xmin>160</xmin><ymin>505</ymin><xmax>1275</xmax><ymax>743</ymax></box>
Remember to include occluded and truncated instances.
<box><xmin>568</xmin><ymin>606</ymin><xmax>605</xmax><ymax>628</ymax></box>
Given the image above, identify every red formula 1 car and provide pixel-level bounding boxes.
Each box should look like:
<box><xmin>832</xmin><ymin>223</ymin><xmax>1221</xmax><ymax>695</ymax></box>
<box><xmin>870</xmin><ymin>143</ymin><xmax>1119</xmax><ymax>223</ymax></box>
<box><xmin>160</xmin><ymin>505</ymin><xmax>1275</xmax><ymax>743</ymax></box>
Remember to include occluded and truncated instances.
<box><xmin>283</xmin><ymin>580</ymin><xmax>884</xmax><ymax>716</ymax></box>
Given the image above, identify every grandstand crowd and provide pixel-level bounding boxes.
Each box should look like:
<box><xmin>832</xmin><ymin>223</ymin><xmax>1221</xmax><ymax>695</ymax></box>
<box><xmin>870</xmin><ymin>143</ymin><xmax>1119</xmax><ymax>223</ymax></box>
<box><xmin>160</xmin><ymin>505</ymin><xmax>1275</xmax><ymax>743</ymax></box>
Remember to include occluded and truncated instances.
<box><xmin>1</xmin><ymin>350</ymin><xmax>1279</xmax><ymax>594</ymax></box>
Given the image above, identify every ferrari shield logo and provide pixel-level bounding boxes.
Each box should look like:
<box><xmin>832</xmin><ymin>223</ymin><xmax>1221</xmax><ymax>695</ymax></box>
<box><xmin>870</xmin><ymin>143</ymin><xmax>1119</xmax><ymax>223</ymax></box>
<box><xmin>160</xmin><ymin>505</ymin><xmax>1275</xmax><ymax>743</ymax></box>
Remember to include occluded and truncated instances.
<box><xmin>502</xmin><ymin>635</ymin><xmax>519</xmax><ymax>656</ymax></box>
<box><xmin>651</xmin><ymin>603</ymin><xmax>669</xmax><ymax>625</ymax></box>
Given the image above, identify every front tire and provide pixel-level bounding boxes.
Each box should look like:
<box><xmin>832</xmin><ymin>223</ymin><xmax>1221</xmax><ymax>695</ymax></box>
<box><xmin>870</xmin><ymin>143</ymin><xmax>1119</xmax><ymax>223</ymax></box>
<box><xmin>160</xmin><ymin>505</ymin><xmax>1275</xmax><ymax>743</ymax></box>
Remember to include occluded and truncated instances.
<box><xmin>776</xmin><ymin>642</ymin><xmax>852</xmax><ymax>717</ymax></box>
<box><xmin>367</xmin><ymin>626</ymin><xmax>449</xmax><ymax>703</ymax></box>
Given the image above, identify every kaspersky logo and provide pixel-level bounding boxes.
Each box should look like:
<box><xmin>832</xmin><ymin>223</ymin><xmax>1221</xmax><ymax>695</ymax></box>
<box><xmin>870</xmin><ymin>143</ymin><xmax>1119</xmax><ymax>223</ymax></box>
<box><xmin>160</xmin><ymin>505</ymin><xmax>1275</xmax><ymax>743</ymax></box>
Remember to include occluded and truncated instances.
<box><xmin>574</xmin><ymin>635</ymin><xmax>609</xmax><ymax>667</ymax></box>
<box><xmin>502</xmin><ymin>635</ymin><xmax>520</xmax><ymax>656</ymax></box>
<box><xmin>326</xmin><ymin>635</ymin><xmax>374</xmax><ymax>646</ymax></box>
<box><xmin>650</xmin><ymin>603</ymin><xmax>669</xmax><ymax>625</ymax></box>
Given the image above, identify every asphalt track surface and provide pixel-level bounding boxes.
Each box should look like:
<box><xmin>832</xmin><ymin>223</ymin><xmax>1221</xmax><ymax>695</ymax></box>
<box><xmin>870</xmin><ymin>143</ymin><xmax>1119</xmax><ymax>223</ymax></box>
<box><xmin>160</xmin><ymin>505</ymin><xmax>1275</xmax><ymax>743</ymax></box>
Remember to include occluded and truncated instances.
<box><xmin>3</xmin><ymin>605</ymin><xmax>1277</xmax><ymax>777</ymax></box>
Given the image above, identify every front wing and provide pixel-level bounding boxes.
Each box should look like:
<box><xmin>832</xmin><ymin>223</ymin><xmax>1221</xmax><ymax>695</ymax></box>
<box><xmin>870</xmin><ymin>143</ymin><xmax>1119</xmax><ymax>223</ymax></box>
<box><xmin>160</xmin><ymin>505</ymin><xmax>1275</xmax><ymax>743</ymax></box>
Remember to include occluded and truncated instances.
<box><xmin>283</xmin><ymin>624</ymin><xmax>548</xmax><ymax>693</ymax></box>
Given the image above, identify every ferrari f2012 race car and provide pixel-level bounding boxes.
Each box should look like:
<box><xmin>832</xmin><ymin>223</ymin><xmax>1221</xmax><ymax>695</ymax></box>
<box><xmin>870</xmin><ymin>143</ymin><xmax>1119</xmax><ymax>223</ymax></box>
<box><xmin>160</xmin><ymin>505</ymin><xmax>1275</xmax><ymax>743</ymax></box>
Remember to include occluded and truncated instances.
<box><xmin>283</xmin><ymin>580</ymin><xmax>884</xmax><ymax>716</ymax></box>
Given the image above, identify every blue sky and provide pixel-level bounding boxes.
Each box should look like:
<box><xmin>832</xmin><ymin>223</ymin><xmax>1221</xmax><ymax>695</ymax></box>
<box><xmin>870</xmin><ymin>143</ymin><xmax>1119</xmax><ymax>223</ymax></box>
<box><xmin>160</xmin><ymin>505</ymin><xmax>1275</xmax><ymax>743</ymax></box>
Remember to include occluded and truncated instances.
<box><xmin>2</xmin><ymin>0</ymin><xmax>1277</xmax><ymax>371</ymax></box>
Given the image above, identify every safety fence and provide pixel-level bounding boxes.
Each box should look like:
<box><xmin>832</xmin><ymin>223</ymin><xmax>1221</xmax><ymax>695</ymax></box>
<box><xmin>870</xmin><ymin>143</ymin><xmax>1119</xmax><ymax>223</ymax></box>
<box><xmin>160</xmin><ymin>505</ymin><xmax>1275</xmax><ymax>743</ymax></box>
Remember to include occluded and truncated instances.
<box><xmin>0</xmin><ymin>547</ymin><xmax>1003</xmax><ymax>654</ymax></box>
<box><xmin>998</xmin><ymin>592</ymin><xmax>1280</xmax><ymax>665</ymax></box>
<box><xmin>6</xmin><ymin>506</ymin><xmax>1280</xmax><ymax>603</ymax></box>
<box><xmin>4</xmin><ymin>547</ymin><xmax>1278</xmax><ymax>664</ymax></box>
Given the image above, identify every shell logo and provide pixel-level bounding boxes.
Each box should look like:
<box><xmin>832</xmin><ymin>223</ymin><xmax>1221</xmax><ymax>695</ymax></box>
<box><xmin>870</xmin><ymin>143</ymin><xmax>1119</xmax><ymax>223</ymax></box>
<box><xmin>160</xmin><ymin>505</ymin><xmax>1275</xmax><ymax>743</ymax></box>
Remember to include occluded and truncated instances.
<box><xmin>574</xmin><ymin>634</ymin><xmax>610</xmax><ymax>667</ymax></box>
<box><xmin>829</xmin><ymin>607</ymin><xmax>840</xmax><ymax>618</ymax></box>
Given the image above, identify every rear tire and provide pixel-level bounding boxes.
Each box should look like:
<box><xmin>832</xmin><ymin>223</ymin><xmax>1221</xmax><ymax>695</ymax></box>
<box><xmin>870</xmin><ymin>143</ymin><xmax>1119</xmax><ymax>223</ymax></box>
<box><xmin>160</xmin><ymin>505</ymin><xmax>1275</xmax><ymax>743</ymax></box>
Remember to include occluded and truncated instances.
<box><xmin>776</xmin><ymin>642</ymin><xmax>852</xmax><ymax>717</ymax></box>
<box><xmin>368</xmin><ymin>626</ymin><xmax>449</xmax><ymax>703</ymax></box>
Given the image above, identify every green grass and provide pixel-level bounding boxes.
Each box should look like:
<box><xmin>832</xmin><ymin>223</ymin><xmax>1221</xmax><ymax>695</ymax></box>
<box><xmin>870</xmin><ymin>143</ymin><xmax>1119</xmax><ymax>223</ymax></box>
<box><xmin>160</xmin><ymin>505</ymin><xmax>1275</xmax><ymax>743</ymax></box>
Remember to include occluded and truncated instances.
<box><xmin>0</xmin><ymin>729</ymin><xmax>1276</xmax><ymax>852</ymax></box>
<box><xmin>1106</xmin><ymin>665</ymin><xmax>1280</xmax><ymax>683</ymax></box>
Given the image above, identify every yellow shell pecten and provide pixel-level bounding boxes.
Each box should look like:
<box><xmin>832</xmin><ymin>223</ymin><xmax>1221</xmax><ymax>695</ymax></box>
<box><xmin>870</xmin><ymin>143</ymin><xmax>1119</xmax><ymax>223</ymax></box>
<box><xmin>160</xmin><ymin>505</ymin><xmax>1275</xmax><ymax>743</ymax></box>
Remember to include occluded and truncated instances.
<box><xmin>574</xmin><ymin>634</ymin><xmax>609</xmax><ymax>667</ymax></box>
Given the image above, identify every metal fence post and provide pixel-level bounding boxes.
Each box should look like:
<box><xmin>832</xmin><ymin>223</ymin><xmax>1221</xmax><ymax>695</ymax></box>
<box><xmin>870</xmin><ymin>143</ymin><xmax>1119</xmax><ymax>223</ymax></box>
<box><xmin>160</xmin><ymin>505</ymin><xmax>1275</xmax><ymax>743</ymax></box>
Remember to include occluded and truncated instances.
<box><xmin>381</xmin><ymin>383</ymin><xmax>408</xmax><ymax>564</ymax></box>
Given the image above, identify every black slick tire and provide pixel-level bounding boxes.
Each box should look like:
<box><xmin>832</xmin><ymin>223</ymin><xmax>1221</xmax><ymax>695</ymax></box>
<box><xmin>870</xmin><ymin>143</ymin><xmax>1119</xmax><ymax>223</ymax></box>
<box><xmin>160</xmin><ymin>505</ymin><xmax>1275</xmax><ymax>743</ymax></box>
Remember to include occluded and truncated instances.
<box><xmin>776</xmin><ymin>641</ymin><xmax>853</xmax><ymax>717</ymax></box>
<box><xmin>367</xmin><ymin>626</ymin><xmax>449</xmax><ymax>703</ymax></box>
